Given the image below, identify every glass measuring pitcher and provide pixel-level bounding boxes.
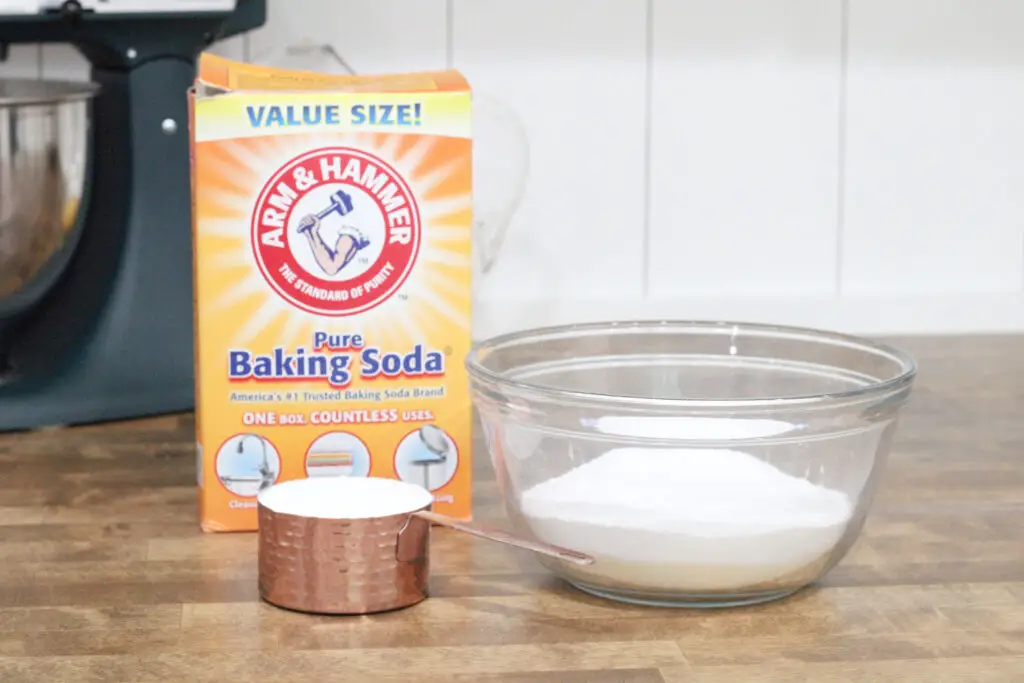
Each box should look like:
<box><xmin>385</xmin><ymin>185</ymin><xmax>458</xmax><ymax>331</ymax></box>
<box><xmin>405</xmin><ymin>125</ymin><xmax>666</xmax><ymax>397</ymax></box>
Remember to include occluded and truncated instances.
<box><xmin>252</xmin><ymin>41</ymin><xmax>529</xmax><ymax>293</ymax></box>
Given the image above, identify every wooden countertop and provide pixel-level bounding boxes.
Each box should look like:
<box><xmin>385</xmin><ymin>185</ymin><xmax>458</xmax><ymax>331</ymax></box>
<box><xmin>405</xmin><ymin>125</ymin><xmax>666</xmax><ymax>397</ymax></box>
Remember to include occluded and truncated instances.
<box><xmin>1</xmin><ymin>334</ymin><xmax>1021</xmax><ymax>682</ymax></box>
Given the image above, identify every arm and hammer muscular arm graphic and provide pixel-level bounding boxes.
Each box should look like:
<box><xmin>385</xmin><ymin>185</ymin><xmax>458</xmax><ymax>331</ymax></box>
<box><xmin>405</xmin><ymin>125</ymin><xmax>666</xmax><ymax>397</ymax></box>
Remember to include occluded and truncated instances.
<box><xmin>297</xmin><ymin>218</ymin><xmax>364</xmax><ymax>275</ymax></box>
<box><xmin>295</xmin><ymin>190</ymin><xmax>369</xmax><ymax>276</ymax></box>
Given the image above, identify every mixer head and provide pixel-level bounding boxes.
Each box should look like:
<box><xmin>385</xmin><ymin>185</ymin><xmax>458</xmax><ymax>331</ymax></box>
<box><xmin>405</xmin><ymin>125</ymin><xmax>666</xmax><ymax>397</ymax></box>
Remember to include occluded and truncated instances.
<box><xmin>0</xmin><ymin>78</ymin><xmax>95</xmax><ymax>314</ymax></box>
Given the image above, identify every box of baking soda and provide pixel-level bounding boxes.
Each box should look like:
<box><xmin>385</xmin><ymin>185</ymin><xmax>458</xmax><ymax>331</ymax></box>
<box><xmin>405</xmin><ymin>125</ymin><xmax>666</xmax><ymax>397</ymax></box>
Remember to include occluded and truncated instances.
<box><xmin>188</xmin><ymin>53</ymin><xmax>474</xmax><ymax>532</ymax></box>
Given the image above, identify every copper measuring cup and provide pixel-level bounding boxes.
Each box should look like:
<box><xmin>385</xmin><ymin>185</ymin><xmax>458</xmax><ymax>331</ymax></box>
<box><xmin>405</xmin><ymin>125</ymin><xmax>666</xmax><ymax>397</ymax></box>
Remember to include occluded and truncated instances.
<box><xmin>256</xmin><ymin>476</ymin><xmax>593</xmax><ymax>615</ymax></box>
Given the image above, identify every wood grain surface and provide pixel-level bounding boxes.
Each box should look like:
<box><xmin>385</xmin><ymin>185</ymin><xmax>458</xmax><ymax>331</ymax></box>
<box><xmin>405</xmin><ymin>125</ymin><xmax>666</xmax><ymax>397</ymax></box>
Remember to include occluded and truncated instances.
<box><xmin>0</xmin><ymin>334</ymin><xmax>1021</xmax><ymax>682</ymax></box>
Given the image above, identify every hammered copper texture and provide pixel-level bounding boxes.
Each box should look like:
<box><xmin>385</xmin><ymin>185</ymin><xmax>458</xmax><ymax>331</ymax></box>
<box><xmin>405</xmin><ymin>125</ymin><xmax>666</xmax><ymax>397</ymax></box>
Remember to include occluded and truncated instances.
<box><xmin>257</xmin><ymin>503</ymin><xmax>431</xmax><ymax>615</ymax></box>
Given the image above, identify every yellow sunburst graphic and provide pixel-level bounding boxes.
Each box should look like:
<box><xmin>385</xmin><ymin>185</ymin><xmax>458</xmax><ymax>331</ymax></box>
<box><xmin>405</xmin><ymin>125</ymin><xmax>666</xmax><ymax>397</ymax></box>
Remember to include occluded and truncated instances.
<box><xmin>194</xmin><ymin>130</ymin><xmax>473</xmax><ymax>355</ymax></box>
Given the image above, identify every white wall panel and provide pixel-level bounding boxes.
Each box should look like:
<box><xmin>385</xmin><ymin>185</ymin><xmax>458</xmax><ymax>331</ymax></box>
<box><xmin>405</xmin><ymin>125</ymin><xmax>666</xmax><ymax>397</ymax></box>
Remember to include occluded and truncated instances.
<box><xmin>451</xmin><ymin>0</ymin><xmax>648</xmax><ymax>303</ymax></box>
<box><xmin>842</xmin><ymin>0</ymin><xmax>1024</xmax><ymax>295</ymax></box>
<box><xmin>247</xmin><ymin>0</ymin><xmax>447</xmax><ymax>75</ymax></box>
<box><xmin>208</xmin><ymin>36</ymin><xmax>249</xmax><ymax>62</ymax></box>
<box><xmin>648</xmin><ymin>0</ymin><xmax>843</xmax><ymax>297</ymax></box>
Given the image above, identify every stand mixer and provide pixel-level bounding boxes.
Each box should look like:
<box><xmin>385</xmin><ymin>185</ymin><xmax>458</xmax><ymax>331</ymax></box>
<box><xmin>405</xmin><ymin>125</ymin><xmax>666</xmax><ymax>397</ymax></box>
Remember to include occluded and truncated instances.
<box><xmin>0</xmin><ymin>0</ymin><xmax>265</xmax><ymax>431</ymax></box>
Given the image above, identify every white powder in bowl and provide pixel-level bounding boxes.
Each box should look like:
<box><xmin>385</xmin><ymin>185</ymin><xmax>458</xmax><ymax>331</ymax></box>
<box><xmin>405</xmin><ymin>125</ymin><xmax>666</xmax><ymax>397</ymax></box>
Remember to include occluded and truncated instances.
<box><xmin>518</xmin><ymin>446</ymin><xmax>853</xmax><ymax>592</ymax></box>
<box><xmin>258</xmin><ymin>476</ymin><xmax>432</xmax><ymax>519</ymax></box>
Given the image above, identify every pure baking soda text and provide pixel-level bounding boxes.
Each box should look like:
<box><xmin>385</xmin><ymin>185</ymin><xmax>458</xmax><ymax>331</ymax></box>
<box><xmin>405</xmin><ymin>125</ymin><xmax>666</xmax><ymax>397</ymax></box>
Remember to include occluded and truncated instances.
<box><xmin>189</xmin><ymin>53</ymin><xmax>474</xmax><ymax>531</ymax></box>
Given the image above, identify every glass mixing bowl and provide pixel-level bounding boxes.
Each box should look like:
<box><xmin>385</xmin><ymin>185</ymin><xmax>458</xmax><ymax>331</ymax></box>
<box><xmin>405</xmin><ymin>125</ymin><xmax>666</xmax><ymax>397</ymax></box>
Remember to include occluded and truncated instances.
<box><xmin>466</xmin><ymin>320</ymin><xmax>917</xmax><ymax>608</ymax></box>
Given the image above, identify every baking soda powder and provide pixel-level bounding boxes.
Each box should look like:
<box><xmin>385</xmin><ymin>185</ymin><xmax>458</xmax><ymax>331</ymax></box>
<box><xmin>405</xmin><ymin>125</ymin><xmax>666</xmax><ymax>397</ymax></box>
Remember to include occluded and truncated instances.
<box><xmin>258</xmin><ymin>476</ymin><xmax>433</xmax><ymax>520</ymax></box>
<box><xmin>519</xmin><ymin>432</ymin><xmax>853</xmax><ymax>592</ymax></box>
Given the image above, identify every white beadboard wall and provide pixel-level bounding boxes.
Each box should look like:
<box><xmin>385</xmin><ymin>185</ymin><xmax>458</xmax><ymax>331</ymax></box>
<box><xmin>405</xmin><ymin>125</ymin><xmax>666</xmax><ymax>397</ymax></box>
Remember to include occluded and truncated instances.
<box><xmin>5</xmin><ymin>0</ymin><xmax>1024</xmax><ymax>338</ymax></box>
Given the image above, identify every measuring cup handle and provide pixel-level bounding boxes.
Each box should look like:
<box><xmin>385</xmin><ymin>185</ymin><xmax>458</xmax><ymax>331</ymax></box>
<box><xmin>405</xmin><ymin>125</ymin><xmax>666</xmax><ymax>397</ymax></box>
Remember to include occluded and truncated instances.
<box><xmin>413</xmin><ymin>510</ymin><xmax>593</xmax><ymax>566</ymax></box>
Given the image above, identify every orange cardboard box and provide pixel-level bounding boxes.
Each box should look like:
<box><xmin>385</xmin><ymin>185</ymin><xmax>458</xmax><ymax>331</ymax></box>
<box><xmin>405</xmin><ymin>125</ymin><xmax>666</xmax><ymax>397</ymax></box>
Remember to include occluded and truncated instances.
<box><xmin>188</xmin><ymin>53</ymin><xmax>474</xmax><ymax>532</ymax></box>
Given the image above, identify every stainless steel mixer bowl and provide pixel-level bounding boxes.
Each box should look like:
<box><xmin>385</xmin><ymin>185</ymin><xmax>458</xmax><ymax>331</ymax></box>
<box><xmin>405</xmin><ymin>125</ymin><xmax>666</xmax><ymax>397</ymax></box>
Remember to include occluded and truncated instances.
<box><xmin>0</xmin><ymin>78</ymin><xmax>98</xmax><ymax>313</ymax></box>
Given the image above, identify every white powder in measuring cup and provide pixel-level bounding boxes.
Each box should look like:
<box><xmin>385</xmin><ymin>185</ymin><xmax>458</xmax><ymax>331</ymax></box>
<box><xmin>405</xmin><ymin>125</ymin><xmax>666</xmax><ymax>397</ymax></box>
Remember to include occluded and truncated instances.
<box><xmin>519</xmin><ymin>442</ymin><xmax>853</xmax><ymax>592</ymax></box>
<box><xmin>258</xmin><ymin>476</ymin><xmax>433</xmax><ymax>519</ymax></box>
